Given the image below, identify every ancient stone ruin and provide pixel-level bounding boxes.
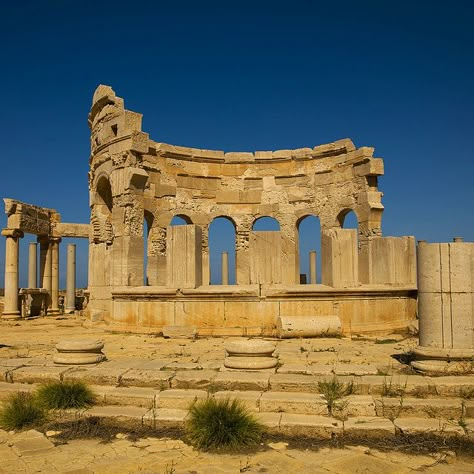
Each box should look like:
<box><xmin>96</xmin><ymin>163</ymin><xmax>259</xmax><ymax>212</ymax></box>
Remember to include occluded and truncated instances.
<box><xmin>1</xmin><ymin>85</ymin><xmax>473</xmax><ymax>373</ymax></box>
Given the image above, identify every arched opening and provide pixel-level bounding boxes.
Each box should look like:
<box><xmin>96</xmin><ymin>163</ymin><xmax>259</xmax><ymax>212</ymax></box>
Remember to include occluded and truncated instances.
<box><xmin>143</xmin><ymin>211</ymin><xmax>154</xmax><ymax>285</ymax></box>
<box><xmin>96</xmin><ymin>176</ymin><xmax>112</xmax><ymax>212</ymax></box>
<box><xmin>297</xmin><ymin>215</ymin><xmax>321</xmax><ymax>284</ymax></box>
<box><xmin>252</xmin><ymin>216</ymin><xmax>280</xmax><ymax>231</ymax></box>
<box><xmin>170</xmin><ymin>214</ymin><xmax>192</xmax><ymax>226</ymax></box>
<box><xmin>339</xmin><ymin>209</ymin><xmax>359</xmax><ymax>249</ymax></box>
<box><xmin>208</xmin><ymin>217</ymin><xmax>236</xmax><ymax>285</ymax></box>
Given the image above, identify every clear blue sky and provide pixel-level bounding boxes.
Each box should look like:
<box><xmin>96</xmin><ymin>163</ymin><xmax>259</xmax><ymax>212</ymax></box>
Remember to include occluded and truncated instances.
<box><xmin>1</xmin><ymin>0</ymin><xmax>473</xmax><ymax>288</ymax></box>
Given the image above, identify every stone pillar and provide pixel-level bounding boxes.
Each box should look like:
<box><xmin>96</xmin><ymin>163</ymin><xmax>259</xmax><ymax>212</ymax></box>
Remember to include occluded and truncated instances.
<box><xmin>38</xmin><ymin>236</ymin><xmax>52</xmax><ymax>312</ymax></box>
<box><xmin>309</xmin><ymin>250</ymin><xmax>317</xmax><ymax>284</ymax></box>
<box><xmin>28</xmin><ymin>242</ymin><xmax>37</xmax><ymax>288</ymax></box>
<box><xmin>1</xmin><ymin>229</ymin><xmax>23</xmax><ymax>319</ymax></box>
<box><xmin>412</xmin><ymin>239</ymin><xmax>474</xmax><ymax>374</ymax></box>
<box><xmin>236</xmin><ymin>227</ymin><xmax>250</xmax><ymax>285</ymax></box>
<box><xmin>66</xmin><ymin>244</ymin><xmax>76</xmax><ymax>313</ymax></box>
<box><xmin>201</xmin><ymin>225</ymin><xmax>210</xmax><ymax>286</ymax></box>
<box><xmin>221</xmin><ymin>252</ymin><xmax>229</xmax><ymax>285</ymax></box>
<box><xmin>50</xmin><ymin>237</ymin><xmax>61</xmax><ymax>314</ymax></box>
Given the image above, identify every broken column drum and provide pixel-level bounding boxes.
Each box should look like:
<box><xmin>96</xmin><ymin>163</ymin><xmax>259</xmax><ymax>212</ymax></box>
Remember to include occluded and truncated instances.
<box><xmin>224</xmin><ymin>340</ymin><xmax>277</xmax><ymax>369</ymax></box>
<box><xmin>53</xmin><ymin>339</ymin><xmax>106</xmax><ymax>365</ymax></box>
<box><xmin>412</xmin><ymin>240</ymin><xmax>474</xmax><ymax>374</ymax></box>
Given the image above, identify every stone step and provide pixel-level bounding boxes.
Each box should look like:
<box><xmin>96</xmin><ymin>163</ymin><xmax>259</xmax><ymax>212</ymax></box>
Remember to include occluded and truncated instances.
<box><xmin>1</xmin><ymin>382</ymin><xmax>473</xmax><ymax>423</ymax></box>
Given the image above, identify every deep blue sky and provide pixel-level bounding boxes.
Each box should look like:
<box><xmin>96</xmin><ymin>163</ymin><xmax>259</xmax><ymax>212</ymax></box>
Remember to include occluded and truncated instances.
<box><xmin>1</xmin><ymin>0</ymin><xmax>473</xmax><ymax>288</ymax></box>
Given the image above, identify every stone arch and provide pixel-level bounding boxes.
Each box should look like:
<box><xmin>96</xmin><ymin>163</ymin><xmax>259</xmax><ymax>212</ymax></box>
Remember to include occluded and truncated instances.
<box><xmin>208</xmin><ymin>216</ymin><xmax>237</xmax><ymax>285</ymax></box>
<box><xmin>252</xmin><ymin>216</ymin><xmax>280</xmax><ymax>231</ymax></box>
<box><xmin>336</xmin><ymin>208</ymin><xmax>359</xmax><ymax>229</ymax></box>
<box><xmin>296</xmin><ymin>214</ymin><xmax>321</xmax><ymax>284</ymax></box>
<box><xmin>170</xmin><ymin>214</ymin><xmax>193</xmax><ymax>226</ymax></box>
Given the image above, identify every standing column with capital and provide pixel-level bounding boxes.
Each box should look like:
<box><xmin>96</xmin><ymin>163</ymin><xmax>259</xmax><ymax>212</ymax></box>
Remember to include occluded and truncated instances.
<box><xmin>38</xmin><ymin>236</ymin><xmax>52</xmax><ymax>312</ymax></box>
<box><xmin>50</xmin><ymin>237</ymin><xmax>62</xmax><ymax>314</ymax></box>
<box><xmin>66</xmin><ymin>244</ymin><xmax>76</xmax><ymax>313</ymax></box>
<box><xmin>2</xmin><ymin>228</ymin><xmax>24</xmax><ymax>319</ymax></box>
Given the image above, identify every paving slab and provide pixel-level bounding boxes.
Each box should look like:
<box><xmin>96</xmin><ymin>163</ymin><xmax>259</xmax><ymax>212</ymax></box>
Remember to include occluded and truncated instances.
<box><xmin>276</xmin><ymin>363</ymin><xmax>311</xmax><ymax>375</ymax></box>
<box><xmin>171</xmin><ymin>369</ymin><xmax>217</xmax><ymax>389</ymax></box>
<box><xmin>321</xmin><ymin>453</ymin><xmax>402</xmax><ymax>474</ymax></box>
<box><xmin>260</xmin><ymin>391</ymin><xmax>327</xmax><ymax>415</ymax></box>
<box><xmin>269</xmin><ymin>373</ymin><xmax>317</xmax><ymax>392</ymax></box>
<box><xmin>394</xmin><ymin>417</ymin><xmax>466</xmax><ymax>436</ymax></box>
<box><xmin>162</xmin><ymin>362</ymin><xmax>201</xmax><ymax>371</ymax></box>
<box><xmin>143</xmin><ymin>408</ymin><xmax>188</xmax><ymax>424</ymax></box>
<box><xmin>334</xmin><ymin>364</ymin><xmax>378</xmax><ymax>376</ymax></box>
<box><xmin>10</xmin><ymin>365</ymin><xmax>72</xmax><ymax>384</ymax></box>
<box><xmin>344</xmin><ymin>395</ymin><xmax>377</xmax><ymax>416</ymax></box>
<box><xmin>432</xmin><ymin>376</ymin><xmax>474</xmax><ymax>396</ymax></box>
<box><xmin>0</xmin><ymin>381</ymin><xmax>35</xmax><ymax>399</ymax></box>
<box><xmin>375</xmin><ymin>397</ymin><xmax>463</xmax><ymax>419</ymax></box>
<box><xmin>12</xmin><ymin>435</ymin><xmax>55</xmax><ymax>457</ymax></box>
<box><xmin>213</xmin><ymin>371</ymin><xmax>270</xmax><ymax>391</ymax></box>
<box><xmin>279</xmin><ymin>413</ymin><xmax>341</xmax><ymax>438</ymax></box>
<box><xmin>119</xmin><ymin>369</ymin><xmax>174</xmax><ymax>388</ymax></box>
<box><xmin>213</xmin><ymin>390</ymin><xmax>262</xmax><ymax>412</ymax></box>
<box><xmin>156</xmin><ymin>389</ymin><xmax>207</xmax><ymax>409</ymax></box>
<box><xmin>343</xmin><ymin>416</ymin><xmax>395</xmax><ymax>437</ymax></box>
<box><xmin>255</xmin><ymin>412</ymin><xmax>282</xmax><ymax>428</ymax></box>
<box><xmin>86</xmin><ymin>405</ymin><xmax>149</xmax><ymax>419</ymax></box>
<box><xmin>308</xmin><ymin>364</ymin><xmax>335</xmax><ymax>376</ymax></box>
<box><xmin>98</xmin><ymin>386</ymin><xmax>158</xmax><ymax>407</ymax></box>
<box><xmin>63</xmin><ymin>366</ymin><xmax>128</xmax><ymax>385</ymax></box>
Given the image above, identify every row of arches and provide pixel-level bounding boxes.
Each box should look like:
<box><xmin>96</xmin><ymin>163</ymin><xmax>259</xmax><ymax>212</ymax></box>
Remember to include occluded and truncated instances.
<box><xmin>145</xmin><ymin>212</ymin><xmax>359</xmax><ymax>285</ymax></box>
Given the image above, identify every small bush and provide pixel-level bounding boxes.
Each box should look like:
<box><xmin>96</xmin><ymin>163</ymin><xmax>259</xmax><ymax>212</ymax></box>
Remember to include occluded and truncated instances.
<box><xmin>0</xmin><ymin>392</ymin><xmax>46</xmax><ymax>430</ymax></box>
<box><xmin>317</xmin><ymin>377</ymin><xmax>354</xmax><ymax>415</ymax></box>
<box><xmin>36</xmin><ymin>380</ymin><xmax>96</xmax><ymax>410</ymax></box>
<box><xmin>186</xmin><ymin>398</ymin><xmax>263</xmax><ymax>451</ymax></box>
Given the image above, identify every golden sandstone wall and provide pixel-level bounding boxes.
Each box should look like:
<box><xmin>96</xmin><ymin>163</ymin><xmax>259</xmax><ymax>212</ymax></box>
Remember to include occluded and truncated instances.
<box><xmin>87</xmin><ymin>85</ymin><xmax>416</xmax><ymax>335</ymax></box>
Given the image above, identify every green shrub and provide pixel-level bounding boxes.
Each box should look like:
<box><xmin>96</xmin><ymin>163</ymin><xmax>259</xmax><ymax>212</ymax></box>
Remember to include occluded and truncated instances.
<box><xmin>317</xmin><ymin>376</ymin><xmax>354</xmax><ymax>415</ymax></box>
<box><xmin>36</xmin><ymin>380</ymin><xmax>96</xmax><ymax>410</ymax></box>
<box><xmin>186</xmin><ymin>398</ymin><xmax>263</xmax><ymax>451</ymax></box>
<box><xmin>0</xmin><ymin>392</ymin><xmax>46</xmax><ymax>430</ymax></box>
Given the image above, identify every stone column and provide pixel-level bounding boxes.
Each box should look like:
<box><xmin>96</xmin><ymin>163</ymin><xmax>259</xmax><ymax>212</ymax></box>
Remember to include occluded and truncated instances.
<box><xmin>236</xmin><ymin>226</ymin><xmax>250</xmax><ymax>285</ymax></box>
<box><xmin>309</xmin><ymin>250</ymin><xmax>317</xmax><ymax>284</ymax></box>
<box><xmin>1</xmin><ymin>229</ymin><xmax>23</xmax><ymax>319</ymax></box>
<box><xmin>28</xmin><ymin>242</ymin><xmax>37</xmax><ymax>288</ymax></box>
<box><xmin>412</xmin><ymin>239</ymin><xmax>474</xmax><ymax>374</ymax></box>
<box><xmin>201</xmin><ymin>225</ymin><xmax>210</xmax><ymax>286</ymax></box>
<box><xmin>38</xmin><ymin>236</ymin><xmax>52</xmax><ymax>312</ymax></box>
<box><xmin>66</xmin><ymin>244</ymin><xmax>76</xmax><ymax>313</ymax></box>
<box><xmin>50</xmin><ymin>237</ymin><xmax>61</xmax><ymax>314</ymax></box>
<box><xmin>221</xmin><ymin>252</ymin><xmax>229</xmax><ymax>285</ymax></box>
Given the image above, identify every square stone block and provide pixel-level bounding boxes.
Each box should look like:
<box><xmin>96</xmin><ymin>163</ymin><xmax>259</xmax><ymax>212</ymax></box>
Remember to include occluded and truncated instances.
<box><xmin>213</xmin><ymin>372</ymin><xmax>270</xmax><ymax>391</ymax></box>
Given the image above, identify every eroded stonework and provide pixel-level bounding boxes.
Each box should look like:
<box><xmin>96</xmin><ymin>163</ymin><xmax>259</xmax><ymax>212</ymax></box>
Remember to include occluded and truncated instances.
<box><xmin>85</xmin><ymin>85</ymin><xmax>416</xmax><ymax>335</ymax></box>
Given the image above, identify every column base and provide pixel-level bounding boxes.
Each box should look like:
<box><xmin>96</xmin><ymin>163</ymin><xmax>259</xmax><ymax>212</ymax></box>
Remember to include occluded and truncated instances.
<box><xmin>65</xmin><ymin>307</ymin><xmax>76</xmax><ymax>314</ymax></box>
<box><xmin>411</xmin><ymin>346</ymin><xmax>474</xmax><ymax>374</ymax></box>
<box><xmin>1</xmin><ymin>311</ymin><xmax>21</xmax><ymax>320</ymax></box>
<box><xmin>47</xmin><ymin>309</ymin><xmax>61</xmax><ymax>316</ymax></box>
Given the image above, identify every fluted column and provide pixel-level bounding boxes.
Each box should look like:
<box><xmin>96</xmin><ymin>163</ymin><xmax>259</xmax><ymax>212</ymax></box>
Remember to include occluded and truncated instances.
<box><xmin>2</xmin><ymin>228</ymin><xmax>24</xmax><ymax>319</ymax></box>
<box><xmin>28</xmin><ymin>242</ymin><xmax>37</xmax><ymax>288</ymax></box>
<box><xmin>50</xmin><ymin>237</ymin><xmax>62</xmax><ymax>314</ymax></box>
<box><xmin>66</xmin><ymin>244</ymin><xmax>76</xmax><ymax>313</ymax></box>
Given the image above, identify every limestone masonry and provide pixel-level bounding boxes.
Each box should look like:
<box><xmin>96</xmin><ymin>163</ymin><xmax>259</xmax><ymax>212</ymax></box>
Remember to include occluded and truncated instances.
<box><xmin>2</xmin><ymin>85</ymin><xmax>471</xmax><ymax>352</ymax></box>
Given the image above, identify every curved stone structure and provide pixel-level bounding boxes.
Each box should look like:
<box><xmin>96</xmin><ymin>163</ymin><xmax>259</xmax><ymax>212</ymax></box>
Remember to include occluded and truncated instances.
<box><xmin>84</xmin><ymin>85</ymin><xmax>417</xmax><ymax>335</ymax></box>
<box><xmin>412</xmin><ymin>240</ymin><xmax>474</xmax><ymax>374</ymax></box>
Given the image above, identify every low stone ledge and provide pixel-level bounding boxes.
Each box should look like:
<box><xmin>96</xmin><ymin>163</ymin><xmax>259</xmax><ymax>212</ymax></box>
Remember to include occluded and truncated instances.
<box><xmin>171</xmin><ymin>370</ymin><xmax>218</xmax><ymax>389</ymax></box>
<box><xmin>142</xmin><ymin>408</ymin><xmax>188</xmax><ymax>424</ymax></box>
<box><xmin>213</xmin><ymin>390</ymin><xmax>262</xmax><ymax>412</ymax></box>
<box><xmin>279</xmin><ymin>414</ymin><xmax>341</xmax><ymax>438</ymax></box>
<box><xmin>95</xmin><ymin>386</ymin><xmax>158</xmax><ymax>408</ymax></box>
<box><xmin>63</xmin><ymin>366</ymin><xmax>129</xmax><ymax>386</ymax></box>
<box><xmin>213</xmin><ymin>372</ymin><xmax>270</xmax><ymax>391</ymax></box>
<box><xmin>375</xmin><ymin>397</ymin><xmax>463</xmax><ymax>419</ymax></box>
<box><xmin>343</xmin><ymin>417</ymin><xmax>395</xmax><ymax>437</ymax></box>
<box><xmin>10</xmin><ymin>366</ymin><xmax>73</xmax><ymax>384</ymax></box>
<box><xmin>344</xmin><ymin>395</ymin><xmax>377</xmax><ymax>417</ymax></box>
<box><xmin>86</xmin><ymin>405</ymin><xmax>150</xmax><ymax>420</ymax></box>
<box><xmin>119</xmin><ymin>369</ymin><xmax>175</xmax><ymax>389</ymax></box>
<box><xmin>260</xmin><ymin>391</ymin><xmax>327</xmax><ymax>415</ymax></box>
<box><xmin>156</xmin><ymin>389</ymin><xmax>207</xmax><ymax>409</ymax></box>
<box><xmin>393</xmin><ymin>417</ymin><xmax>466</xmax><ymax>436</ymax></box>
<box><xmin>269</xmin><ymin>373</ymin><xmax>318</xmax><ymax>392</ymax></box>
<box><xmin>0</xmin><ymin>381</ymin><xmax>35</xmax><ymax>399</ymax></box>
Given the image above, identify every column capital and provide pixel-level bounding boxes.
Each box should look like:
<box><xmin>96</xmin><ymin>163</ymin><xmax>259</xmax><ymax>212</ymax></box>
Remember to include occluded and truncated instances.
<box><xmin>1</xmin><ymin>228</ymin><xmax>24</xmax><ymax>239</ymax></box>
<box><xmin>50</xmin><ymin>237</ymin><xmax>62</xmax><ymax>244</ymax></box>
